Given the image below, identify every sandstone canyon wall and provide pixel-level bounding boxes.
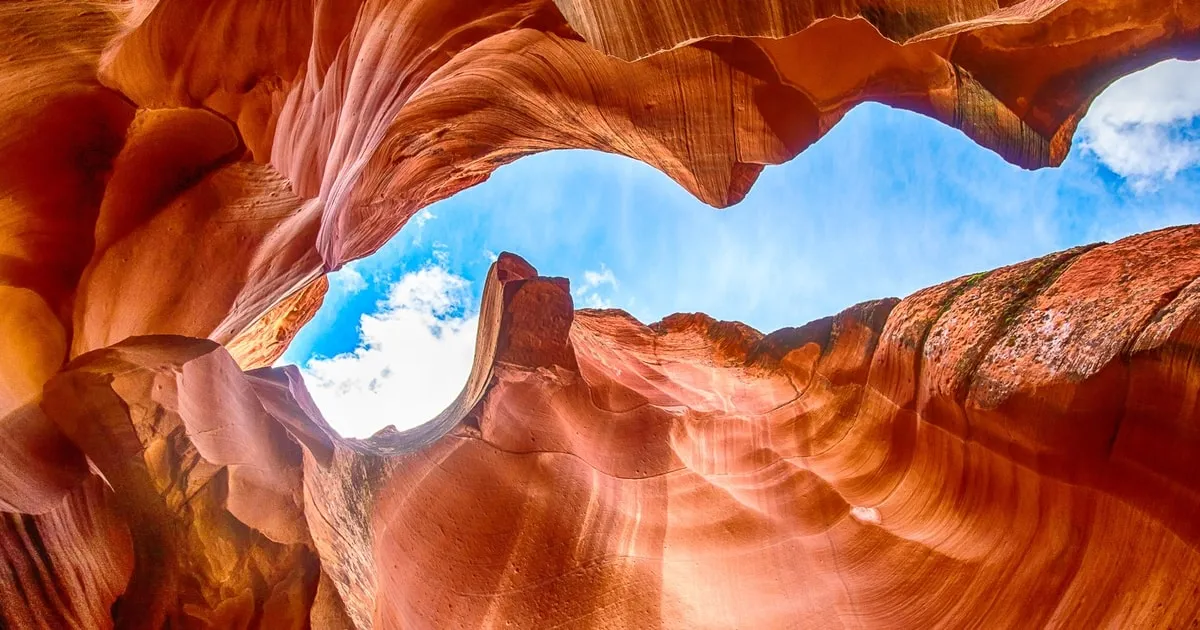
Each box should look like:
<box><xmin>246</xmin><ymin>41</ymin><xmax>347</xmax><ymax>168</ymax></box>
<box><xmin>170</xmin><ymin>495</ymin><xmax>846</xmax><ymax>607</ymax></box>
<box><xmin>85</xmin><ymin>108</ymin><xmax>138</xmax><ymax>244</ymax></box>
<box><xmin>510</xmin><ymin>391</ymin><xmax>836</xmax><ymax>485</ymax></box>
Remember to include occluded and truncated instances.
<box><xmin>1</xmin><ymin>0</ymin><xmax>1198</xmax><ymax>628</ymax></box>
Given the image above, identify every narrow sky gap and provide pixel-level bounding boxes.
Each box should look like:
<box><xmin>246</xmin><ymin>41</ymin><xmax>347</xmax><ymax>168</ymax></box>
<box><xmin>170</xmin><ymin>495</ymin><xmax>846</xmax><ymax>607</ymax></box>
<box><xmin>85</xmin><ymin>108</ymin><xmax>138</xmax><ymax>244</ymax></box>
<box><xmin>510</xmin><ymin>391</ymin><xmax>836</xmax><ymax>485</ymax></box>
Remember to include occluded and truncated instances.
<box><xmin>286</xmin><ymin>59</ymin><xmax>1200</xmax><ymax>438</ymax></box>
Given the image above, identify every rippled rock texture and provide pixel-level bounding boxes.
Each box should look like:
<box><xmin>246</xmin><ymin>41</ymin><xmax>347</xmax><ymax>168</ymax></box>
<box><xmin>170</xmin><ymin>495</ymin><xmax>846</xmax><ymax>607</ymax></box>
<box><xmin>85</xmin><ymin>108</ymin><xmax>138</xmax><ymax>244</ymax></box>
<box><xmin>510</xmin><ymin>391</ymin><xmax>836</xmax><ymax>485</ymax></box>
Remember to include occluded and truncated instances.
<box><xmin>1</xmin><ymin>0</ymin><xmax>1199</xmax><ymax>627</ymax></box>
<box><xmin>12</xmin><ymin>236</ymin><xmax>1200</xmax><ymax>628</ymax></box>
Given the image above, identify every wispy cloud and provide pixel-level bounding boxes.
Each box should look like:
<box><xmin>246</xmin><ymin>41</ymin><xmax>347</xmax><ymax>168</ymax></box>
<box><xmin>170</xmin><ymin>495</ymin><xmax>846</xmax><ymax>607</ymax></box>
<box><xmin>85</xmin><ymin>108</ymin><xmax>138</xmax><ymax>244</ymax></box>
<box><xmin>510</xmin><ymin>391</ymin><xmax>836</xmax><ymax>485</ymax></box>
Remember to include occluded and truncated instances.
<box><xmin>413</xmin><ymin>209</ymin><xmax>437</xmax><ymax>228</ymax></box>
<box><xmin>431</xmin><ymin>241</ymin><xmax>449</xmax><ymax>266</ymax></box>
<box><xmin>289</xmin><ymin>61</ymin><xmax>1200</xmax><ymax>439</ymax></box>
<box><xmin>300</xmin><ymin>263</ymin><xmax>477</xmax><ymax>438</ymax></box>
<box><xmin>334</xmin><ymin>261</ymin><xmax>368</xmax><ymax>294</ymax></box>
<box><xmin>573</xmin><ymin>263</ymin><xmax>618</xmax><ymax>309</ymax></box>
<box><xmin>409</xmin><ymin>209</ymin><xmax>438</xmax><ymax>244</ymax></box>
<box><xmin>581</xmin><ymin>266</ymin><xmax>618</xmax><ymax>290</ymax></box>
<box><xmin>1080</xmin><ymin>59</ymin><xmax>1200</xmax><ymax>191</ymax></box>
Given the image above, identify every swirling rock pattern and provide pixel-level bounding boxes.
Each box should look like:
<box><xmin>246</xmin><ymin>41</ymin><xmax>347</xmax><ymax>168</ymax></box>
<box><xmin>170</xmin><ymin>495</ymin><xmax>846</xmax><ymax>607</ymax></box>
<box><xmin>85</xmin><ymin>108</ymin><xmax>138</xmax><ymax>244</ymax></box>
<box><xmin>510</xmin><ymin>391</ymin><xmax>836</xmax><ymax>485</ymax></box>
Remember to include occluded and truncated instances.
<box><xmin>0</xmin><ymin>0</ymin><xmax>1198</xmax><ymax>627</ymax></box>
<box><xmin>12</xmin><ymin>235</ymin><xmax>1200</xmax><ymax>628</ymax></box>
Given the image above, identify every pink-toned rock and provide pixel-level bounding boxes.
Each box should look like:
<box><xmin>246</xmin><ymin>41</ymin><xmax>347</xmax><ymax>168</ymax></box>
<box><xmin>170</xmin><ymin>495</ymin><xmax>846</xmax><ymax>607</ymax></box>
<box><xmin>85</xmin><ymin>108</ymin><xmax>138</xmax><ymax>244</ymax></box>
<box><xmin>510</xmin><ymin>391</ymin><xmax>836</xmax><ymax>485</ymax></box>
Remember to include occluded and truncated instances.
<box><xmin>0</xmin><ymin>1</ymin><xmax>1198</xmax><ymax>627</ymax></box>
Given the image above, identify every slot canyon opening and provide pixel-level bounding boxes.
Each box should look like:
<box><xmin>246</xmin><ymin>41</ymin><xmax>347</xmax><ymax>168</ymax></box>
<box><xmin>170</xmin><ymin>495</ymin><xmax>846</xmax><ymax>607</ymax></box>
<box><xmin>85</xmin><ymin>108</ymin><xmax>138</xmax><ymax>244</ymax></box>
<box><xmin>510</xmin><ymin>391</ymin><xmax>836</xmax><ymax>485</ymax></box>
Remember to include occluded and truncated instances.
<box><xmin>7</xmin><ymin>3</ymin><xmax>1200</xmax><ymax>627</ymax></box>
<box><xmin>285</xmin><ymin>59</ymin><xmax>1200</xmax><ymax>440</ymax></box>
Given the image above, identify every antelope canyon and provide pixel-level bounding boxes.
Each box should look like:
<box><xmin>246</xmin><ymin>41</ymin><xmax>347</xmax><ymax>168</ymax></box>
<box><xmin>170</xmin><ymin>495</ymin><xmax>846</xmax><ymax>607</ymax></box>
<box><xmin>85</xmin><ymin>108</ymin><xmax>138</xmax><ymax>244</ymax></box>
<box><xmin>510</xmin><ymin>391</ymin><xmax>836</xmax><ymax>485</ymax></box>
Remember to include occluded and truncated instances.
<box><xmin>1</xmin><ymin>0</ymin><xmax>1199</xmax><ymax>628</ymax></box>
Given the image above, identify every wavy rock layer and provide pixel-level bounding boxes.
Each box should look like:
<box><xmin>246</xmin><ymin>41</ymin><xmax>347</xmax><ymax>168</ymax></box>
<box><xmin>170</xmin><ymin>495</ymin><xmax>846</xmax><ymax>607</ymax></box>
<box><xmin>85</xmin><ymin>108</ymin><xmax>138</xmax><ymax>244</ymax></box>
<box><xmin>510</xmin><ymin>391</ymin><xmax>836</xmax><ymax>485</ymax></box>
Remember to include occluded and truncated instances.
<box><xmin>1</xmin><ymin>0</ymin><xmax>1196</xmax><ymax>377</ymax></box>
<box><xmin>8</xmin><ymin>230</ymin><xmax>1200</xmax><ymax>628</ymax></box>
<box><xmin>1</xmin><ymin>0</ymin><xmax>1200</xmax><ymax>627</ymax></box>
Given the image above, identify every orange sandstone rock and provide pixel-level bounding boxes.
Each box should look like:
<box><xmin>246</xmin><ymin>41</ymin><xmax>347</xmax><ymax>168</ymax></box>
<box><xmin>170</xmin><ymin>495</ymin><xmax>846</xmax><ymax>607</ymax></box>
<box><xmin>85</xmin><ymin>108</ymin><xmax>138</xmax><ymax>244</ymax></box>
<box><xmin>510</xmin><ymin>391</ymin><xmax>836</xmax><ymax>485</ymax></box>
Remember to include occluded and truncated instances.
<box><xmin>1</xmin><ymin>0</ymin><xmax>1194</xmax><ymax>374</ymax></box>
<box><xmin>0</xmin><ymin>0</ymin><xmax>1198</xmax><ymax>627</ymax></box>
<box><xmin>7</xmin><ymin>233</ymin><xmax>1195</xmax><ymax>627</ymax></box>
<box><xmin>42</xmin><ymin>337</ymin><xmax>317</xmax><ymax>628</ymax></box>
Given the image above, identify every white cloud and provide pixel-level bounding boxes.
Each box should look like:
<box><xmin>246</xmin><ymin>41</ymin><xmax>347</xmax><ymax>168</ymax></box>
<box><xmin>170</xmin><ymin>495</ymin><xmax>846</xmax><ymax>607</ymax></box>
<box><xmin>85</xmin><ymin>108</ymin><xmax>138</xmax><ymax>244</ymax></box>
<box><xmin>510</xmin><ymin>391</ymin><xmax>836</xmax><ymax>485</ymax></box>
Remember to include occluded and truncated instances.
<box><xmin>432</xmin><ymin>241</ymin><xmax>449</xmax><ymax>266</ymax></box>
<box><xmin>300</xmin><ymin>264</ymin><xmax>478</xmax><ymax>438</ymax></box>
<box><xmin>410</xmin><ymin>209</ymin><xmax>437</xmax><ymax>244</ymax></box>
<box><xmin>413</xmin><ymin>209</ymin><xmax>437</xmax><ymax>228</ymax></box>
<box><xmin>573</xmin><ymin>263</ymin><xmax>618</xmax><ymax>310</ymax></box>
<box><xmin>581</xmin><ymin>266</ymin><xmax>618</xmax><ymax>291</ymax></box>
<box><xmin>1080</xmin><ymin>59</ymin><xmax>1200</xmax><ymax>190</ymax></box>
<box><xmin>333</xmin><ymin>262</ymin><xmax>368</xmax><ymax>294</ymax></box>
<box><xmin>581</xmin><ymin>293</ymin><xmax>613</xmax><ymax>309</ymax></box>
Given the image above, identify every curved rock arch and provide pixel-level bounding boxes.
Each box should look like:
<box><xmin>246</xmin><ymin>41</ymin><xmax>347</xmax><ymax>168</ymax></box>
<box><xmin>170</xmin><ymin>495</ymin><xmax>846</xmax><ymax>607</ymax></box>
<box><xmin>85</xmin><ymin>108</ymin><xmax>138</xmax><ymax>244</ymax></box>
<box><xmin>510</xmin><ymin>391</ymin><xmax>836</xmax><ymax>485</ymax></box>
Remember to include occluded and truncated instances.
<box><xmin>0</xmin><ymin>1</ymin><xmax>1198</xmax><ymax>627</ymax></box>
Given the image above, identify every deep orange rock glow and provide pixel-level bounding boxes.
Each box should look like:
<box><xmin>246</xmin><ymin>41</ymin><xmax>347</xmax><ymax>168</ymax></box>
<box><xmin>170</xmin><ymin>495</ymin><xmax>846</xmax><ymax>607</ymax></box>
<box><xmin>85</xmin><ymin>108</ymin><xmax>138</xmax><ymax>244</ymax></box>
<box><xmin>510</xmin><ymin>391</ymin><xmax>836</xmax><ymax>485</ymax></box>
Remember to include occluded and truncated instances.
<box><xmin>0</xmin><ymin>0</ymin><xmax>1197</xmax><ymax>627</ymax></box>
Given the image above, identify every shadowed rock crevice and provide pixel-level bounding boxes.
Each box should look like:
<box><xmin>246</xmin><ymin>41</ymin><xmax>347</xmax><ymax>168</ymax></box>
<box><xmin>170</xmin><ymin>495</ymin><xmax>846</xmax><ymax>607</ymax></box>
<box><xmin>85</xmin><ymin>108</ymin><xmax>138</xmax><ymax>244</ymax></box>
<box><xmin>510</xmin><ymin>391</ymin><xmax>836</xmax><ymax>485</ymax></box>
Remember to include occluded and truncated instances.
<box><xmin>1</xmin><ymin>1</ymin><xmax>1199</xmax><ymax>627</ymax></box>
<box><xmin>8</xmin><ymin>228</ymin><xmax>1195</xmax><ymax>627</ymax></box>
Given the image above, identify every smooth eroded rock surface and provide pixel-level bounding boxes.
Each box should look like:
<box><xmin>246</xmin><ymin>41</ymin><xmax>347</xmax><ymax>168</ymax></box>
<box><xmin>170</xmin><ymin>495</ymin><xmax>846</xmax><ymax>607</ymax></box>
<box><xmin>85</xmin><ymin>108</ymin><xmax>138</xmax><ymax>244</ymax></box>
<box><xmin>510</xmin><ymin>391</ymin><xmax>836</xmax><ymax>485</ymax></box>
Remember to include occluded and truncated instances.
<box><xmin>1</xmin><ymin>0</ymin><xmax>1198</xmax><ymax>627</ymax></box>
<box><xmin>3</xmin><ymin>234</ymin><xmax>1194</xmax><ymax>627</ymax></box>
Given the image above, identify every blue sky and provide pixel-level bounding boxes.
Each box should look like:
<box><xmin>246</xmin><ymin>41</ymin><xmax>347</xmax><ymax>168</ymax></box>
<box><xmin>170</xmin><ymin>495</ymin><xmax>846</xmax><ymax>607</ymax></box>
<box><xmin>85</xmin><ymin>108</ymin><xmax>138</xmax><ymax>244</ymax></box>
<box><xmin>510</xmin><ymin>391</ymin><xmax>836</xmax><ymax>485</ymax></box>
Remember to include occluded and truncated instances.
<box><xmin>285</xmin><ymin>60</ymin><xmax>1200</xmax><ymax>437</ymax></box>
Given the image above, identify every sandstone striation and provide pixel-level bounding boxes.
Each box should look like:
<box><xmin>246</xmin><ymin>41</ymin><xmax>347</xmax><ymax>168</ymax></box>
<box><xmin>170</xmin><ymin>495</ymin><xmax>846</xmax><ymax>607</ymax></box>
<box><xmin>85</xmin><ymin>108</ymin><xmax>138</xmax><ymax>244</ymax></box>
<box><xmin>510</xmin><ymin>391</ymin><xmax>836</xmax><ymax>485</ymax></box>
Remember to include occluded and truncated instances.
<box><xmin>9</xmin><ymin>234</ymin><xmax>1200</xmax><ymax>628</ymax></box>
<box><xmin>0</xmin><ymin>0</ymin><xmax>1198</xmax><ymax>627</ymax></box>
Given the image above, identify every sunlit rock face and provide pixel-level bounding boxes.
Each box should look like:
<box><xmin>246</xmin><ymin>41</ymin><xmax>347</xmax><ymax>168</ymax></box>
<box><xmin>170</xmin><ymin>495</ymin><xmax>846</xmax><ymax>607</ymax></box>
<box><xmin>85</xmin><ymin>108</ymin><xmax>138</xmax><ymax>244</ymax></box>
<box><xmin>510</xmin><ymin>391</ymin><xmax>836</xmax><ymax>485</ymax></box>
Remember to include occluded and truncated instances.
<box><xmin>0</xmin><ymin>0</ymin><xmax>1198</xmax><ymax>627</ymax></box>
<box><xmin>17</xmin><ymin>238</ymin><xmax>1200</xmax><ymax>628</ymax></box>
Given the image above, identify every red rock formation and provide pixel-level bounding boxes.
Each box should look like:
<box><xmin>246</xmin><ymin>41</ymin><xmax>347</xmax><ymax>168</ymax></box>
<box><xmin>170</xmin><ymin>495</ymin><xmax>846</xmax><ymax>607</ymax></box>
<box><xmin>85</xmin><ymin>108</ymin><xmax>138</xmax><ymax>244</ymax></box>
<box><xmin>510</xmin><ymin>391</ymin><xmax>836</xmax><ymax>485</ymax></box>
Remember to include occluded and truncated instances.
<box><xmin>0</xmin><ymin>0</ymin><xmax>1198</xmax><ymax>627</ymax></box>
<box><xmin>43</xmin><ymin>338</ymin><xmax>317</xmax><ymax>628</ymax></box>
<box><xmin>16</xmin><ymin>232</ymin><xmax>1200</xmax><ymax>628</ymax></box>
